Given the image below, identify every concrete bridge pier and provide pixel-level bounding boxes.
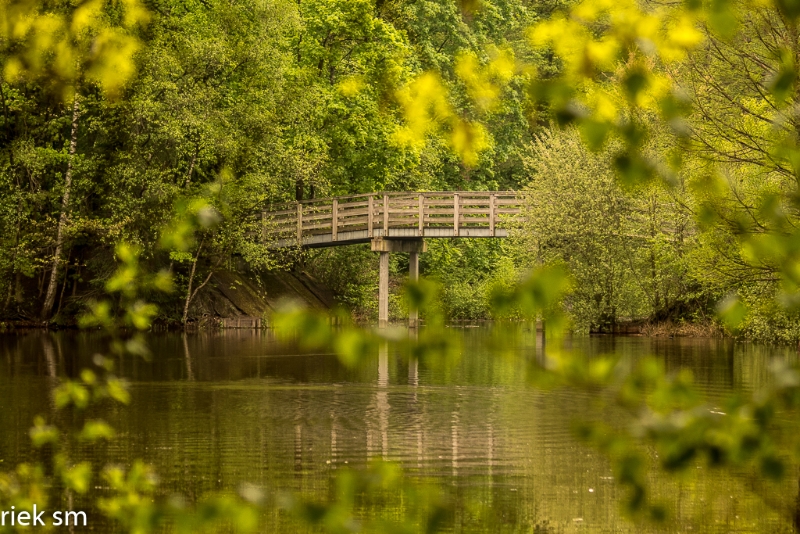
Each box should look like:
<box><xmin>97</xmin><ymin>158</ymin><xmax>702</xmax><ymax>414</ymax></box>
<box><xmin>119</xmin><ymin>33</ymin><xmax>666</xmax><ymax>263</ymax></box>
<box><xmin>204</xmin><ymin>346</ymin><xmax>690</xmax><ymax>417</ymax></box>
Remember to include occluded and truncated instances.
<box><xmin>371</xmin><ymin>238</ymin><xmax>427</xmax><ymax>328</ymax></box>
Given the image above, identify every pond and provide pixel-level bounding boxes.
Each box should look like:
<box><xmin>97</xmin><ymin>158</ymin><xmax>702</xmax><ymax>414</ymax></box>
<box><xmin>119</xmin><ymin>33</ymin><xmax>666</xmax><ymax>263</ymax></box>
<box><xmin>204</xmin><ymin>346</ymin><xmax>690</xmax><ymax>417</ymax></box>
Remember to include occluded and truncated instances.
<box><xmin>0</xmin><ymin>328</ymin><xmax>798</xmax><ymax>533</ymax></box>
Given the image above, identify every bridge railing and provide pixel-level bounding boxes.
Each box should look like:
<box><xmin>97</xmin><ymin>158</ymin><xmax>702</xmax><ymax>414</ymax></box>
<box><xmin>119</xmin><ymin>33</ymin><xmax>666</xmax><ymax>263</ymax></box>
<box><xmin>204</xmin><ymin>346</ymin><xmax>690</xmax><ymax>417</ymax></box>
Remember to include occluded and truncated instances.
<box><xmin>261</xmin><ymin>191</ymin><xmax>521</xmax><ymax>245</ymax></box>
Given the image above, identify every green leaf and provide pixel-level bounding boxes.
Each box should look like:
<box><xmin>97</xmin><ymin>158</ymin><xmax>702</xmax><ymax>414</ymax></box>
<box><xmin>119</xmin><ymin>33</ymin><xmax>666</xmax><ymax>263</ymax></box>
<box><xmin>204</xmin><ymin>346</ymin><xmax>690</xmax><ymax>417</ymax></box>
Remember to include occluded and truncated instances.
<box><xmin>29</xmin><ymin>416</ymin><xmax>59</xmax><ymax>447</ymax></box>
<box><xmin>579</xmin><ymin>120</ymin><xmax>611</xmax><ymax>151</ymax></box>
<box><xmin>760</xmin><ymin>455</ymin><xmax>785</xmax><ymax>481</ymax></box>
<box><xmin>706</xmin><ymin>0</ymin><xmax>739</xmax><ymax>38</ymax></box>
<box><xmin>333</xmin><ymin>329</ymin><xmax>373</xmax><ymax>368</ymax></box>
<box><xmin>169</xmin><ymin>251</ymin><xmax>194</xmax><ymax>263</ymax></box>
<box><xmin>648</xmin><ymin>504</ymin><xmax>667</xmax><ymax>523</ymax></box>
<box><xmin>768</xmin><ymin>49</ymin><xmax>796</xmax><ymax>104</ymax></box>
<box><xmin>717</xmin><ymin>294</ymin><xmax>748</xmax><ymax>331</ymax></box>
<box><xmin>62</xmin><ymin>462</ymin><xmax>92</xmax><ymax>494</ymax></box>
<box><xmin>622</xmin><ymin>68</ymin><xmax>649</xmax><ymax>101</ymax></box>
<box><xmin>614</xmin><ymin>152</ymin><xmax>653</xmax><ymax>188</ymax></box>
<box><xmin>272</xmin><ymin>304</ymin><xmax>333</xmax><ymax>348</ymax></box>
<box><xmin>776</xmin><ymin>0</ymin><xmax>800</xmax><ymax>19</ymax></box>
<box><xmin>54</xmin><ymin>381</ymin><xmax>90</xmax><ymax>410</ymax></box>
<box><xmin>81</xmin><ymin>369</ymin><xmax>97</xmax><ymax>385</ymax></box>
<box><xmin>79</xmin><ymin>420</ymin><xmax>116</xmax><ymax>442</ymax></box>
<box><xmin>106</xmin><ymin>377</ymin><xmax>131</xmax><ymax>405</ymax></box>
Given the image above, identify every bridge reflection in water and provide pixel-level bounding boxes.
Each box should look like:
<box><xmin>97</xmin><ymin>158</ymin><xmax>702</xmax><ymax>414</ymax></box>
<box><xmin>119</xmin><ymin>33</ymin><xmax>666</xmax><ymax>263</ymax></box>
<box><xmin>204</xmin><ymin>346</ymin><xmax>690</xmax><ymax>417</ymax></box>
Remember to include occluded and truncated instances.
<box><xmin>262</xmin><ymin>191</ymin><xmax>522</xmax><ymax>327</ymax></box>
<box><xmin>2</xmin><ymin>331</ymin><xmax>794</xmax><ymax>531</ymax></box>
<box><xmin>340</xmin><ymin>341</ymin><xmax>509</xmax><ymax>482</ymax></box>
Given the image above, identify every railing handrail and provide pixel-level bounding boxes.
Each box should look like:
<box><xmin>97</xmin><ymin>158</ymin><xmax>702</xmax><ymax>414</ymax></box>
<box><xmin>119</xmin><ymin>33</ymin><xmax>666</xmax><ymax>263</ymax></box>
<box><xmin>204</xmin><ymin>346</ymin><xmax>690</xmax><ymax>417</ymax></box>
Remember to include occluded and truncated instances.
<box><xmin>260</xmin><ymin>190</ymin><xmax>523</xmax><ymax>246</ymax></box>
<box><xmin>263</xmin><ymin>190</ymin><xmax>521</xmax><ymax>212</ymax></box>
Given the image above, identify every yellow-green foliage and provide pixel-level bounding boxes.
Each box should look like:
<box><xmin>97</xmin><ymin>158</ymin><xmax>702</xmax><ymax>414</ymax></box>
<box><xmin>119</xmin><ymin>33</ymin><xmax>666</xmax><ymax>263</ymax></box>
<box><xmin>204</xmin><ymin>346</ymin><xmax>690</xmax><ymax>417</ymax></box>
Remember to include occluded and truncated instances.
<box><xmin>515</xmin><ymin>128</ymin><xmax>692</xmax><ymax>331</ymax></box>
<box><xmin>10</xmin><ymin>1</ymin><xmax>800</xmax><ymax>529</ymax></box>
<box><xmin>1</xmin><ymin>0</ymin><xmax>149</xmax><ymax>98</ymax></box>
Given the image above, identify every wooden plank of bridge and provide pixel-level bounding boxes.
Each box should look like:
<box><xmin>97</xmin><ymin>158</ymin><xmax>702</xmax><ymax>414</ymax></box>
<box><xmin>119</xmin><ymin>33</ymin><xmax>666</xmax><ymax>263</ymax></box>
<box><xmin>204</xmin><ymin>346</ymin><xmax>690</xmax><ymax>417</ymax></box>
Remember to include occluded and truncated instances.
<box><xmin>332</xmin><ymin>199</ymin><xmax>338</xmax><ymax>242</ymax></box>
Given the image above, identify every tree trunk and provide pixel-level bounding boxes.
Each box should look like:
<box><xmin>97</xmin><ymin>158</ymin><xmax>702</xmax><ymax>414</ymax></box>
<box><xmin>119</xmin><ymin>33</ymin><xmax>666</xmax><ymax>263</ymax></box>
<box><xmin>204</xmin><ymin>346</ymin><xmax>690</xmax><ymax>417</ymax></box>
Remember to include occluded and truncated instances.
<box><xmin>182</xmin><ymin>146</ymin><xmax>197</xmax><ymax>189</ymax></box>
<box><xmin>3</xmin><ymin>207</ymin><xmax>20</xmax><ymax>311</ymax></box>
<box><xmin>649</xmin><ymin>197</ymin><xmax>660</xmax><ymax>312</ymax></box>
<box><xmin>41</xmin><ymin>96</ymin><xmax>80</xmax><ymax>321</ymax></box>
<box><xmin>55</xmin><ymin>252</ymin><xmax>71</xmax><ymax>317</ymax></box>
<box><xmin>181</xmin><ymin>239</ymin><xmax>214</xmax><ymax>326</ymax></box>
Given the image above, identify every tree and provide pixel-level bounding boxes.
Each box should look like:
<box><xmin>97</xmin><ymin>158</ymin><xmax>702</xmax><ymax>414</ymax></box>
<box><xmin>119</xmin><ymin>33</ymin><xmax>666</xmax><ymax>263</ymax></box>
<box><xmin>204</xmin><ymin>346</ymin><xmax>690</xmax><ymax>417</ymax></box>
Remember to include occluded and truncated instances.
<box><xmin>515</xmin><ymin>129</ymin><xmax>693</xmax><ymax>331</ymax></box>
<box><xmin>41</xmin><ymin>95</ymin><xmax>80</xmax><ymax>319</ymax></box>
<box><xmin>0</xmin><ymin>0</ymin><xmax>149</xmax><ymax>320</ymax></box>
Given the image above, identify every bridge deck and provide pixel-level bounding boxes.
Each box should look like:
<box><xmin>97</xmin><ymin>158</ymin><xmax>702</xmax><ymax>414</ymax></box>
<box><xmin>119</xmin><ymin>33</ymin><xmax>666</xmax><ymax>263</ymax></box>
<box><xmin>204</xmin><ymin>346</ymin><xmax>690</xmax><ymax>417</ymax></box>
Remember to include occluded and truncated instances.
<box><xmin>262</xmin><ymin>191</ymin><xmax>521</xmax><ymax>248</ymax></box>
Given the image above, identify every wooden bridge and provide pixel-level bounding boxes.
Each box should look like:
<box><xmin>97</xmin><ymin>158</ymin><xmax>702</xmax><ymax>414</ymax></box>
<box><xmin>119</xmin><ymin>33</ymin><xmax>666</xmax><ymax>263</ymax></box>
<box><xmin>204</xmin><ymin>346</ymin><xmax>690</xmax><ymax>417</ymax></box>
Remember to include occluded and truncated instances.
<box><xmin>261</xmin><ymin>191</ymin><xmax>521</xmax><ymax>326</ymax></box>
<box><xmin>262</xmin><ymin>191</ymin><xmax>521</xmax><ymax>248</ymax></box>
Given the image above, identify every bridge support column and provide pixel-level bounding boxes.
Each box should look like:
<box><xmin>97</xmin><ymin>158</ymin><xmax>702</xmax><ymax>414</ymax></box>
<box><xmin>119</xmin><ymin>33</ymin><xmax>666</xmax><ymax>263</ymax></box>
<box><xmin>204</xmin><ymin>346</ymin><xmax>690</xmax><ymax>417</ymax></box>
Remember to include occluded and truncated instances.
<box><xmin>371</xmin><ymin>238</ymin><xmax>427</xmax><ymax>328</ymax></box>
<box><xmin>379</xmin><ymin>252</ymin><xmax>389</xmax><ymax>327</ymax></box>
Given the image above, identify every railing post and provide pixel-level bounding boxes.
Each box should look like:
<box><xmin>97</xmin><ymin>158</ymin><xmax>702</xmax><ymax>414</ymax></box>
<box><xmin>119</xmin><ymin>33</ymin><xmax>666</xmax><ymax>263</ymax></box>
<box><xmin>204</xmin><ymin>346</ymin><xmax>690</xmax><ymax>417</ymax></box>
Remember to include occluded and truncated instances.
<box><xmin>368</xmin><ymin>195</ymin><xmax>374</xmax><ymax>237</ymax></box>
<box><xmin>332</xmin><ymin>199</ymin><xmax>338</xmax><ymax>242</ymax></box>
<box><xmin>296</xmin><ymin>203</ymin><xmax>303</xmax><ymax>245</ymax></box>
<box><xmin>383</xmin><ymin>194</ymin><xmax>389</xmax><ymax>237</ymax></box>
<box><xmin>489</xmin><ymin>193</ymin><xmax>495</xmax><ymax>237</ymax></box>
<box><xmin>418</xmin><ymin>194</ymin><xmax>424</xmax><ymax>237</ymax></box>
<box><xmin>453</xmin><ymin>193</ymin><xmax>460</xmax><ymax>237</ymax></box>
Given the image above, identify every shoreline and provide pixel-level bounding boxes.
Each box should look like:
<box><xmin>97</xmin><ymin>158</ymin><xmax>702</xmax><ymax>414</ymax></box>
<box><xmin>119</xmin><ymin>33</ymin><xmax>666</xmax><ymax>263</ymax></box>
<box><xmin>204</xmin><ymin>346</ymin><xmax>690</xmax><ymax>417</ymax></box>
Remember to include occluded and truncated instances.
<box><xmin>0</xmin><ymin>317</ymin><xmax>727</xmax><ymax>337</ymax></box>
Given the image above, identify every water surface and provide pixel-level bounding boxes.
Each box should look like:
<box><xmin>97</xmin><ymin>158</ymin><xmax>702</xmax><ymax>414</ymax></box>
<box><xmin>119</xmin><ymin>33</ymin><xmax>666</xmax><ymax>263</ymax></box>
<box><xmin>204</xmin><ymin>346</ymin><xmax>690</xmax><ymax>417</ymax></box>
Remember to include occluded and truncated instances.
<box><xmin>0</xmin><ymin>329</ymin><xmax>797</xmax><ymax>532</ymax></box>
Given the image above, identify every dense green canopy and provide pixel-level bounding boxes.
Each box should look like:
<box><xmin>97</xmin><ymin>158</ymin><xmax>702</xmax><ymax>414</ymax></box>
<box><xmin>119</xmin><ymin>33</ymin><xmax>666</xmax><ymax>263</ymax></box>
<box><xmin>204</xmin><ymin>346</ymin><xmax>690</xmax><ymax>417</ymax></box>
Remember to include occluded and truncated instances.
<box><xmin>0</xmin><ymin>0</ymin><xmax>543</xmax><ymax>324</ymax></box>
<box><xmin>9</xmin><ymin>0</ymin><xmax>800</xmax><ymax>531</ymax></box>
<box><xmin>3</xmin><ymin>0</ymin><xmax>800</xmax><ymax>342</ymax></box>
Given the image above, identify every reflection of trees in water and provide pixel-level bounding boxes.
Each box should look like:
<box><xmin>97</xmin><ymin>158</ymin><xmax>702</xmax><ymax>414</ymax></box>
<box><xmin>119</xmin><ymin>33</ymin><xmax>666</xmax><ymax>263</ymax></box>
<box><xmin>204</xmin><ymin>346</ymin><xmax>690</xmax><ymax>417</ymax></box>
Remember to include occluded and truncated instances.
<box><xmin>41</xmin><ymin>334</ymin><xmax>59</xmax><ymax>379</ymax></box>
<box><xmin>451</xmin><ymin>405</ymin><xmax>459</xmax><ymax>477</ymax></box>
<box><xmin>39</xmin><ymin>334</ymin><xmax>62</xmax><ymax>417</ymax></box>
<box><xmin>182</xmin><ymin>333</ymin><xmax>195</xmax><ymax>381</ymax></box>
<box><xmin>3</xmin><ymin>332</ymin><xmax>800</xmax><ymax>531</ymax></box>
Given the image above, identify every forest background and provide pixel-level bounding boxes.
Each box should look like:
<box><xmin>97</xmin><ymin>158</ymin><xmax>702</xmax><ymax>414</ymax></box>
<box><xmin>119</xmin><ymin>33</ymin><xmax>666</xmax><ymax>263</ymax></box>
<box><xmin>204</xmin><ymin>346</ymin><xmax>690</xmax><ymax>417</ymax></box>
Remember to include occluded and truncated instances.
<box><xmin>1</xmin><ymin>0</ymin><xmax>798</xmax><ymax>342</ymax></box>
